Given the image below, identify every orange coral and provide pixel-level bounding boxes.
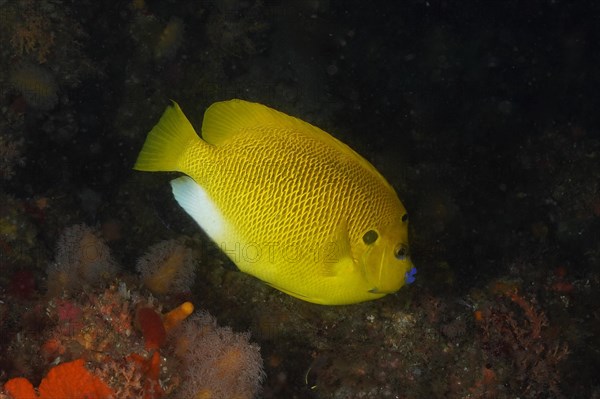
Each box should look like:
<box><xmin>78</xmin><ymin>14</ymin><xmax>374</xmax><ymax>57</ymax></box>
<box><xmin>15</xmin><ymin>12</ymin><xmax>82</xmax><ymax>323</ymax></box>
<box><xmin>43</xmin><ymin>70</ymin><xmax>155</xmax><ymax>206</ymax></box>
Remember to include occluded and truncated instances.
<box><xmin>508</xmin><ymin>290</ymin><xmax>547</xmax><ymax>339</ymax></box>
<box><xmin>40</xmin><ymin>338</ymin><xmax>65</xmax><ymax>362</ymax></box>
<box><xmin>3</xmin><ymin>359</ymin><xmax>114</xmax><ymax>399</ymax></box>
<box><xmin>136</xmin><ymin>307</ymin><xmax>166</xmax><ymax>350</ymax></box>
<box><xmin>10</xmin><ymin>8</ymin><xmax>55</xmax><ymax>63</ymax></box>
<box><xmin>126</xmin><ymin>352</ymin><xmax>164</xmax><ymax>398</ymax></box>
<box><xmin>136</xmin><ymin>240</ymin><xmax>195</xmax><ymax>295</ymax></box>
<box><xmin>136</xmin><ymin>302</ymin><xmax>194</xmax><ymax>350</ymax></box>
<box><xmin>163</xmin><ymin>301</ymin><xmax>194</xmax><ymax>333</ymax></box>
<box><xmin>173</xmin><ymin>313</ymin><xmax>264</xmax><ymax>398</ymax></box>
<box><xmin>3</xmin><ymin>378</ymin><xmax>37</xmax><ymax>399</ymax></box>
<box><xmin>38</xmin><ymin>359</ymin><xmax>113</xmax><ymax>399</ymax></box>
<box><xmin>468</xmin><ymin>366</ymin><xmax>497</xmax><ymax>396</ymax></box>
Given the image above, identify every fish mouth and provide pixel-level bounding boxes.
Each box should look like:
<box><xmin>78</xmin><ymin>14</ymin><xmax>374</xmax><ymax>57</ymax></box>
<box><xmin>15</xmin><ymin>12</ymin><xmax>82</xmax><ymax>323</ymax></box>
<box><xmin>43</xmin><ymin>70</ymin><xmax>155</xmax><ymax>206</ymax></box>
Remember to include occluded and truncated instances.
<box><xmin>368</xmin><ymin>287</ymin><xmax>390</xmax><ymax>294</ymax></box>
<box><xmin>369</xmin><ymin>284</ymin><xmax>402</xmax><ymax>294</ymax></box>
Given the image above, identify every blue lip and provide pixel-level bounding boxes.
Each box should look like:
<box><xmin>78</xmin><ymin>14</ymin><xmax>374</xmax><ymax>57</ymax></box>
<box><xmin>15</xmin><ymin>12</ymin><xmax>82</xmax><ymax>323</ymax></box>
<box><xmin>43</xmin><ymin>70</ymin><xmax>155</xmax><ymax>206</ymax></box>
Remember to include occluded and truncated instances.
<box><xmin>405</xmin><ymin>267</ymin><xmax>417</xmax><ymax>284</ymax></box>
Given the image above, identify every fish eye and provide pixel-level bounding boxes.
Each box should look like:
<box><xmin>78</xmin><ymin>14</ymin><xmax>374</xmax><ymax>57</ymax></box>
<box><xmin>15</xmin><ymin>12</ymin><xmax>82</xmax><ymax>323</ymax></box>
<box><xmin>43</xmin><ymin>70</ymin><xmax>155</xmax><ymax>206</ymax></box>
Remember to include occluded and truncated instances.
<box><xmin>394</xmin><ymin>244</ymin><xmax>409</xmax><ymax>260</ymax></box>
<box><xmin>402</xmin><ymin>214</ymin><xmax>408</xmax><ymax>222</ymax></box>
<box><xmin>362</xmin><ymin>230</ymin><xmax>379</xmax><ymax>245</ymax></box>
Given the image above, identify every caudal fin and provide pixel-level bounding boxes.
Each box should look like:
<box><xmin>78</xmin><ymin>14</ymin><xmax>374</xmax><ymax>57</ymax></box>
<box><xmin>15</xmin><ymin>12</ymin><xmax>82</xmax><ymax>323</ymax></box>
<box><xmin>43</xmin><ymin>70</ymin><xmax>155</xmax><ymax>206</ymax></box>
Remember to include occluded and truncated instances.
<box><xmin>133</xmin><ymin>101</ymin><xmax>198</xmax><ymax>172</ymax></box>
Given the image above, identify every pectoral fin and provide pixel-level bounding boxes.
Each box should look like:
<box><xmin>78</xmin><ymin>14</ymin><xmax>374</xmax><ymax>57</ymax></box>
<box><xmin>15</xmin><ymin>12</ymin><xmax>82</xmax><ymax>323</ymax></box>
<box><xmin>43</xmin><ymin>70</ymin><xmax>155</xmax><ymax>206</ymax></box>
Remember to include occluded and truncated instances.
<box><xmin>319</xmin><ymin>220</ymin><xmax>356</xmax><ymax>277</ymax></box>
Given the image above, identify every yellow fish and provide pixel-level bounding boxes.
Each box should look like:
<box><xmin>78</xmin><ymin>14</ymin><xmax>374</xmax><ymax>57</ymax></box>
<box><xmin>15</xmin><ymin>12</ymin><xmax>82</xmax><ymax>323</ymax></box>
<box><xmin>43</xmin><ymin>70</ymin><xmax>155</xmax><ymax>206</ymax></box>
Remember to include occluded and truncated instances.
<box><xmin>134</xmin><ymin>100</ymin><xmax>415</xmax><ymax>305</ymax></box>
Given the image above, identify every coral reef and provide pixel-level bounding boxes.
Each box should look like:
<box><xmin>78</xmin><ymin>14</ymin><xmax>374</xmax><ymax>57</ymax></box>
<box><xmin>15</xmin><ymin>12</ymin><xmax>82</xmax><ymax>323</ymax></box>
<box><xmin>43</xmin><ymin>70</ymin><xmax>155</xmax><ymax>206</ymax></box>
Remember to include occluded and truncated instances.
<box><xmin>7</xmin><ymin>1</ymin><xmax>55</xmax><ymax>64</ymax></box>
<box><xmin>46</xmin><ymin>224</ymin><xmax>119</xmax><ymax>296</ymax></box>
<box><xmin>0</xmin><ymin>194</ymin><xmax>43</xmax><ymax>275</ymax></box>
<box><xmin>136</xmin><ymin>239</ymin><xmax>196</xmax><ymax>295</ymax></box>
<box><xmin>0</xmin><ymin>225</ymin><xmax>265</xmax><ymax>399</ymax></box>
<box><xmin>475</xmin><ymin>289</ymin><xmax>570</xmax><ymax>397</ymax></box>
<box><xmin>0</xmin><ymin>108</ymin><xmax>25</xmax><ymax>181</ymax></box>
<box><xmin>172</xmin><ymin>312</ymin><xmax>265</xmax><ymax>399</ymax></box>
<box><xmin>3</xmin><ymin>359</ymin><xmax>114</xmax><ymax>399</ymax></box>
<box><xmin>9</xmin><ymin>63</ymin><xmax>58</xmax><ymax>111</ymax></box>
<box><xmin>0</xmin><ymin>195</ymin><xmax>35</xmax><ymax>245</ymax></box>
<box><xmin>1</xmin><ymin>279</ymin><xmax>264</xmax><ymax>399</ymax></box>
<box><xmin>163</xmin><ymin>301</ymin><xmax>195</xmax><ymax>333</ymax></box>
<box><xmin>0</xmin><ymin>136</ymin><xmax>24</xmax><ymax>181</ymax></box>
<box><xmin>136</xmin><ymin>306</ymin><xmax>166</xmax><ymax>350</ymax></box>
<box><xmin>0</xmin><ymin>0</ymin><xmax>96</xmax><ymax>116</ymax></box>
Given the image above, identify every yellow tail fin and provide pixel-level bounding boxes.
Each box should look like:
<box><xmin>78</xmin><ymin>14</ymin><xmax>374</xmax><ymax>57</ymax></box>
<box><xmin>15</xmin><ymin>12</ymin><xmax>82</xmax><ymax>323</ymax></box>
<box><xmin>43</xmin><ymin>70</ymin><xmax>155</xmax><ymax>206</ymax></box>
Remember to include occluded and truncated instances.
<box><xmin>133</xmin><ymin>101</ymin><xmax>199</xmax><ymax>172</ymax></box>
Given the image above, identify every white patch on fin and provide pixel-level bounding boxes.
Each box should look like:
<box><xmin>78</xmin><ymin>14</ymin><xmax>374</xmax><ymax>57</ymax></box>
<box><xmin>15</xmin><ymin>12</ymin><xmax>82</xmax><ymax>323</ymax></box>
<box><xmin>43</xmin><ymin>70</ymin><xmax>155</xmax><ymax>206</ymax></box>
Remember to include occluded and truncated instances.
<box><xmin>170</xmin><ymin>176</ymin><xmax>225</xmax><ymax>240</ymax></box>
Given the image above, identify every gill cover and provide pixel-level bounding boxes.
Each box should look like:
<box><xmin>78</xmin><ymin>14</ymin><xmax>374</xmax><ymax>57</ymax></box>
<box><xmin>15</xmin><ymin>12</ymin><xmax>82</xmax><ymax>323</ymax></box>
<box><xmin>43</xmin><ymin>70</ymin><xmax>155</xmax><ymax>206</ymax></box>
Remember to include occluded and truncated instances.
<box><xmin>361</xmin><ymin>222</ymin><xmax>413</xmax><ymax>293</ymax></box>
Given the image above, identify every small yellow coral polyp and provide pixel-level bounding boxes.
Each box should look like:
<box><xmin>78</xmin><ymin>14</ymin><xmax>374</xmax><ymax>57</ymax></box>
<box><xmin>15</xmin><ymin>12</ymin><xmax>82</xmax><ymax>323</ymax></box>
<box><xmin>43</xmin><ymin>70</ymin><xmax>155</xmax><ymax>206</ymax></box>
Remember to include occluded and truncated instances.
<box><xmin>163</xmin><ymin>301</ymin><xmax>194</xmax><ymax>333</ymax></box>
<box><xmin>194</xmin><ymin>389</ymin><xmax>212</xmax><ymax>399</ymax></box>
<box><xmin>143</xmin><ymin>245</ymin><xmax>186</xmax><ymax>295</ymax></box>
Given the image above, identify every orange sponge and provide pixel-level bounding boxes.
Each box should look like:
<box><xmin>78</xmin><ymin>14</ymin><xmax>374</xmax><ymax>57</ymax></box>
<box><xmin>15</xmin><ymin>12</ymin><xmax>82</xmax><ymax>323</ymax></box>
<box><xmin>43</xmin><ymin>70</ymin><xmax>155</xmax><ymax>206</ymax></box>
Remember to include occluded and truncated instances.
<box><xmin>3</xmin><ymin>359</ymin><xmax>113</xmax><ymax>399</ymax></box>
<box><xmin>38</xmin><ymin>359</ymin><xmax>113</xmax><ymax>399</ymax></box>
<box><xmin>4</xmin><ymin>377</ymin><xmax>37</xmax><ymax>399</ymax></box>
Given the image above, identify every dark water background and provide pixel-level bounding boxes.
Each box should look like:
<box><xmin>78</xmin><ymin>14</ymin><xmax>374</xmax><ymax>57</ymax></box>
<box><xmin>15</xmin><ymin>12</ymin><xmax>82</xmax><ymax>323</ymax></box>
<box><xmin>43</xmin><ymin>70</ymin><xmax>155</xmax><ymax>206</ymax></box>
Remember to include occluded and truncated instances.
<box><xmin>1</xmin><ymin>1</ymin><xmax>599</xmax><ymax>398</ymax></box>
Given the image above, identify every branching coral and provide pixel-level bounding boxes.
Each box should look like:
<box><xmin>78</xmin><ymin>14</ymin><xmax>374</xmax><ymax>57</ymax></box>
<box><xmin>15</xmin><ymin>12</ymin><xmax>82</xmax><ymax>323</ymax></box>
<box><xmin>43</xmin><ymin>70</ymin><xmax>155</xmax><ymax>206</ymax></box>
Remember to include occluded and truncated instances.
<box><xmin>476</xmin><ymin>289</ymin><xmax>570</xmax><ymax>397</ymax></box>
<box><xmin>8</xmin><ymin>3</ymin><xmax>55</xmax><ymax>63</ymax></box>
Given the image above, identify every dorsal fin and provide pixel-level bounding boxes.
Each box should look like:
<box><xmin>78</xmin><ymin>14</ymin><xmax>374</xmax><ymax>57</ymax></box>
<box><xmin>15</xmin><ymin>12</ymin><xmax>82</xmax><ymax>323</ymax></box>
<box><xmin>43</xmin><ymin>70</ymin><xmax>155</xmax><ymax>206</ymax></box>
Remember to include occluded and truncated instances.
<box><xmin>201</xmin><ymin>99</ymin><xmax>327</xmax><ymax>145</ymax></box>
<box><xmin>201</xmin><ymin>99</ymin><xmax>390</xmax><ymax>185</ymax></box>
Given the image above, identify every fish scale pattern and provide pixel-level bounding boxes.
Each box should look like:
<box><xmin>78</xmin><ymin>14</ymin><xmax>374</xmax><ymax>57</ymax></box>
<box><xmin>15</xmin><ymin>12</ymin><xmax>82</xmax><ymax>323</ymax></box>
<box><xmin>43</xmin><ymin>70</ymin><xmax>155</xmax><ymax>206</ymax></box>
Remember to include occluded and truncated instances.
<box><xmin>182</xmin><ymin>126</ymin><xmax>402</xmax><ymax>274</ymax></box>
